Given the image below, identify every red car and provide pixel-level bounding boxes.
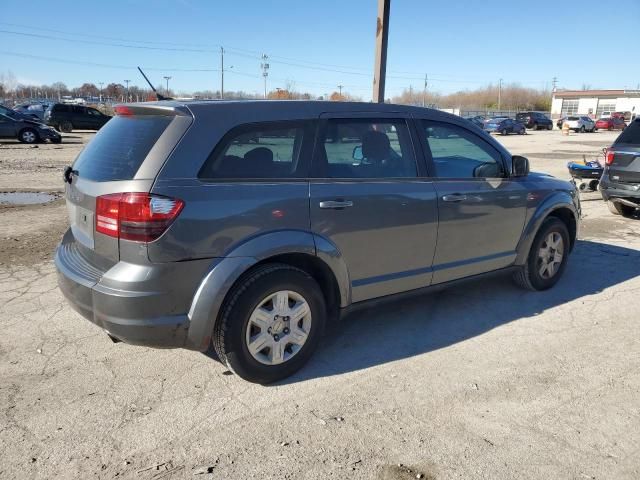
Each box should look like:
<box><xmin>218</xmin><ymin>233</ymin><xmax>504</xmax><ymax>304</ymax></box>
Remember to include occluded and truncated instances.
<box><xmin>595</xmin><ymin>117</ymin><xmax>626</xmax><ymax>131</ymax></box>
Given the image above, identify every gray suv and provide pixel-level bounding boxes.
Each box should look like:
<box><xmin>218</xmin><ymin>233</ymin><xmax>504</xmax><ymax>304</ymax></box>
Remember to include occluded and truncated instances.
<box><xmin>55</xmin><ymin>101</ymin><xmax>580</xmax><ymax>383</ymax></box>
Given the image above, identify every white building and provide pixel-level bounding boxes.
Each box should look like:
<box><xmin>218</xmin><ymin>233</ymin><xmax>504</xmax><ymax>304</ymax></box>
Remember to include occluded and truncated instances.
<box><xmin>551</xmin><ymin>89</ymin><xmax>640</xmax><ymax>119</ymax></box>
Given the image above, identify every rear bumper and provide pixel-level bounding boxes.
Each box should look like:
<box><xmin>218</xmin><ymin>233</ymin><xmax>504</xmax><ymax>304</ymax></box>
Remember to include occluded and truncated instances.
<box><xmin>600</xmin><ymin>175</ymin><xmax>640</xmax><ymax>205</ymax></box>
<box><xmin>54</xmin><ymin>234</ymin><xmax>213</xmax><ymax>350</ymax></box>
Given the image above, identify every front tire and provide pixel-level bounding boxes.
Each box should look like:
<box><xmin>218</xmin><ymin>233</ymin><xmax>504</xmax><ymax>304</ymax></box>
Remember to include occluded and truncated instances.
<box><xmin>607</xmin><ymin>200</ymin><xmax>636</xmax><ymax>217</ymax></box>
<box><xmin>513</xmin><ymin>217</ymin><xmax>570</xmax><ymax>291</ymax></box>
<box><xmin>18</xmin><ymin>128</ymin><xmax>39</xmax><ymax>144</ymax></box>
<box><xmin>580</xmin><ymin>126</ymin><xmax>586</xmax><ymax>133</ymax></box>
<box><xmin>213</xmin><ymin>264</ymin><xmax>326</xmax><ymax>384</ymax></box>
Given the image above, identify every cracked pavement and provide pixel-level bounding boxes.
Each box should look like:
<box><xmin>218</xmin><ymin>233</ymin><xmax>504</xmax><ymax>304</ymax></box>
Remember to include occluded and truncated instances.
<box><xmin>1</xmin><ymin>131</ymin><xmax>640</xmax><ymax>479</ymax></box>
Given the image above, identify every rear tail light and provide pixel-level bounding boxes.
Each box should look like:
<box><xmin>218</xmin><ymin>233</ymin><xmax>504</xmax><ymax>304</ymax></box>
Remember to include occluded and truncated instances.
<box><xmin>96</xmin><ymin>193</ymin><xmax>184</xmax><ymax>242</ymax></box>
<box><xmin>605</xmin><ymin>149</ymin><xmax>615</xmax><ymax>165</ymax></box>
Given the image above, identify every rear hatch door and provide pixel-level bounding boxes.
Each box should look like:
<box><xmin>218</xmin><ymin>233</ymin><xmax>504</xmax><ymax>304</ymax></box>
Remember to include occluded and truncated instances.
<box><xmin>65</xmin><ymin>105</ymin><xmax>192</xmax><ymax>269</ymax></box>
<box><xmin>608</xmin><ymin>120</ymin><xmax>640</xmax><ymax>184</ymax></box>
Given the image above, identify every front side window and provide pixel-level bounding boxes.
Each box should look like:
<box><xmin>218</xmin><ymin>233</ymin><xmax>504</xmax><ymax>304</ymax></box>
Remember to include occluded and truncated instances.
<box><xmin>199</xmin><ymin>121</ymin><xmax>310</xmax><ymax>179</ymax></box>
<box><xmin>422</xmin><ymin>121</ymin><xmax>504</xmax><ymax>178</ymax></box>
<box><xmin>317</xmin><ymin>119</ymin><xmax>417</xmax><ymax>178</ymax></box>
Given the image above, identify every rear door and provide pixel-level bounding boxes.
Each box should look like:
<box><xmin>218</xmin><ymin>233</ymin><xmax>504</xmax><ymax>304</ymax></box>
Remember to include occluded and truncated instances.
<box><xmin>0</xmin><ymin>114</ymin><xmax>17</xmax><ymax>138</ymax></box>
<box><xmin>417</xmin><ymin>119</ymin><xmax>527</xmax><ymax>283</ymax></box>
<box><xmin>64</xmin><ymin>109</ymin><xmax>191</xmax><ymax>269</ymax></box>
<box><xmin>309</xmin><ymin>114</ymin><xmax>438</xmax><ymax>302</ymax></box>
<box><xmin>609</xmin><ymin>120</ymin><xmax>640</xmax><ymax>183</ymax></box>
<box><xmin>72</xmin><ymin>106</ymin><xmax>88</xmax><ymax>128</ymax></box>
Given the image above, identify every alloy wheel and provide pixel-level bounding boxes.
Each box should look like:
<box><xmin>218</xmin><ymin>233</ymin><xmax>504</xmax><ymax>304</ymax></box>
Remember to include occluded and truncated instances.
<box><xmin>245</xmin><ymin>290</ymin><xmax>312</xmax><ymax>365</ymax></box>
<box><xmin>537</xmin><ymin>232</ymin><xmax>564</xmax><ymax>279</ymax></box>
<box><xmin>22</xmin><ymin>131</ymin><xmax>36</xmax><ymax>143</ymax></box>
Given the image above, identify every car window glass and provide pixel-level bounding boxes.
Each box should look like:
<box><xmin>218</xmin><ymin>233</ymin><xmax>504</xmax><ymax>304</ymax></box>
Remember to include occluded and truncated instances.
<box><xmin>318</xmin><ymin>119</ymin><xmax>416</xmax><ymax>179</ymax></box>
<box><xmin>88</xmin><ymin>109</ymin><xmax>100</xmax><ymax>116</ymax></box>
<box><xmin>616</xmin><ymin>121</ymin><xmax>640</xmax><ymax>144</ymax></box>
<box><xmin>199</xmin><ymin>121</ymin><xmax>310</xmax><ymax>179</ymax></box>
<box><xmin>422</xmin><ymin>121</ymin><xmax>504</xmax><ymax>178</ymax></box>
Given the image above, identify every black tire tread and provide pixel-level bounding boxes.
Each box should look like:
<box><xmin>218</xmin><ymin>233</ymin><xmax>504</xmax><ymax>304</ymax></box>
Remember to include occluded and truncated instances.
<box><xmin>212</xmin><ymin>263</ymin><xmax>311</xmax><ymax>368</ymax></box>
<box><xmin>513</xmin><ymin>217</ymin><xmax>570</xmax><ymax>291</ymax></box>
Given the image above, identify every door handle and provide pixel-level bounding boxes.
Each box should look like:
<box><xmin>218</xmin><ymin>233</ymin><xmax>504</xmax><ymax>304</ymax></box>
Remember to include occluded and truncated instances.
<box><xmin>319</xmin><ymin>200</ymin><xmax>354</xmax><ymax>209</ymax></box>
<box><xmin>441</xmin><ymin>194</ymin><xmax>468</xmax><ymax>203</ymax></box>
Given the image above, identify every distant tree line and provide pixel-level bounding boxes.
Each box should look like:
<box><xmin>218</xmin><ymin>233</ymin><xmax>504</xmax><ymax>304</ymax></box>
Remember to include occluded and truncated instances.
<box><xmin>392</xmin><ymin>82</ymin><xmax>552</xmax><ymax>111</ymax></box>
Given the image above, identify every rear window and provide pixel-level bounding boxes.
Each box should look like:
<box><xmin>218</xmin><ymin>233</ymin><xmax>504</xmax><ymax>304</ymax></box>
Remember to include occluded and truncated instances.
<box><xmin>199</xmin><ymin>121</ymin><xmax>313</xmax><ymax>179</ymax></box>
<box><xmin>615</xmin><ymin>120</ymin><xmax>640</xmax><ymax>145</ymax></box>
<box><xmin>72</xmin><ymin>115</ymin><xmax>171</xmax><ymax>181</ymax></box>
<box><xmin>568</xmin><ymin>116</ymin><xmax>579</xmax><ymax>121</ymax></box>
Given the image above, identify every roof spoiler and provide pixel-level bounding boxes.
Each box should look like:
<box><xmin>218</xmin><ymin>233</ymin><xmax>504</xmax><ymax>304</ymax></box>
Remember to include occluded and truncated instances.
<box><xmin>113</xmin><ymin>104</ymin><xmax>191</xmax><ymax>117</ymax></box>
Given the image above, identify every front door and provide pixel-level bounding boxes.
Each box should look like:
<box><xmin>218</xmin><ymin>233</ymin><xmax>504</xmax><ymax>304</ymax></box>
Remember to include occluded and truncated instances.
<box><xmin>0</xmin><ymin>114</ymin><xmax>17</xmax><ymax>138</ymax></box>
<box><xmin>418</xmin><ymin>120</ymin><xmax>527</xmax><ymax>284</ymax></box>
<box><xmin>310</xmin><ymin>116</ymin><xmax>438</xmax><ymax>303</ymax></box>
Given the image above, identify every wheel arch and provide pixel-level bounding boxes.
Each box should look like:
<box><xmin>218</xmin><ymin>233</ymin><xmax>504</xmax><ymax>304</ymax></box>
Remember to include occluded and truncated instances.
<box><xmin>515</xmin><ymin>195</ymin><xmax>579</xmax><ymax>265</ymax></box>
<box><xmin>186</xmin><ymin>230</ymin><xmax>350</xmax><ymax>351</ymax></box>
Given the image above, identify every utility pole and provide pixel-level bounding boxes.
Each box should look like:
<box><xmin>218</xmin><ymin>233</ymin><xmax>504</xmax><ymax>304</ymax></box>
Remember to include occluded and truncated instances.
<box><xmin>261</xmin><ymin>54</ymin><xmax>269</xmax><ymax>99</ymax></box>
<box><xmin>124</xmin><ymin>79</ymin><xmax>130</xmax><ymax>102</ymax></box>
<box><xmin>372</xmin><ymin>0</ymin><xmax>390</xmax><ymax>103</ymax></box>
<box><xmin>422</xmin><ymin>73</ymin><xmax>428</xmax><ymax>107</ymax></box>
<box><xmin>99</xmin><ymin>82</ymin><xmax>104</xmax><ymax>103</ymax></box>
<box><xmin>498</xmin><ymin>78</ymin><xmax>503</xmax><ymax>111</ymax></box>
<box><xmin>552</xmin><ymin>76</ymin><xmax>558</xmax><ymax>93</ymax></box>
<box><xmin>163</xmin><ymin>76</ymin><xmax>171</xmax><ymax>96</ymax></box>
<box><xmin>338</xmin><ymin>84</ymin><xmax>343</xmax><ymax>99</ymax></box>
<box><xmin>220</xmin><ymin>47</ymin><xmax>224</xmax><ymax>99</ymax></box>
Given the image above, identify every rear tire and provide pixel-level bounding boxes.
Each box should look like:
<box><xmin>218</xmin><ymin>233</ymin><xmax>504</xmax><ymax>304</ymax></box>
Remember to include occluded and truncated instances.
<box><xmin>607</xmin><ymin>200</ymin><xmax>636</xmax><ymax>217</ymax></box>
<box><xmin>580</xmin><ymin>126</ymin><xmax>586</xmax><ymax>133</ymax></box>
<box><xmin>513</xmin><ymin>217</ymin><xmax>570</xmax><ymax>291</ymax></box>
<box><xmin>18</xmin><ymin>128</ymin><xmax>39</xmax><ymax>144</ymax></box>
<box><xmin>59</xmin><ymin>121</ymin><xmax>73</xmax><ymax>133</ymax></box>
<box><xmin>213</xmin><ymin>264</ymin><xmax>326</xmax><ymax>384</ymax></box>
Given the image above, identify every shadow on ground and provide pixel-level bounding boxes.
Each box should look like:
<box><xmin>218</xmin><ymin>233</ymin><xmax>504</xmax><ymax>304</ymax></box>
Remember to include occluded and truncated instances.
<box><xmin>273</xmin><ymin>240</ymin><xmax>640</xmax><ymax>384</ymax></box>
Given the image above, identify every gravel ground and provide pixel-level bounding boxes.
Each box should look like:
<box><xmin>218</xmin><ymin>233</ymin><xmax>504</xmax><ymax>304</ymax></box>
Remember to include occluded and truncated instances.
<box><xmin>1</xmin><ymin>128</ymin><xmax>639</xmax><ymax>480</ymax></box>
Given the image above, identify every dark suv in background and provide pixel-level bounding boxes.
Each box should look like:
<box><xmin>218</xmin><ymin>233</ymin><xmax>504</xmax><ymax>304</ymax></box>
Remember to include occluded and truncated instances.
<box><xmin>516</xmin><ymin>112</ymin><xmax>553</xmax><ymax>130</ymax></box>
<box><xmin>601</xmin><ymin>118</ymin><xmax>640</xmax><ymax>217</ymax></box>
<box><xmin>44</xmin><ymin>103</ymin><xmax>111</xmax><ymax>132</ymax></box>
<box><xmin>55</xmin><ymin>101</ymin><xmax>580</xmax><ymax>383</ymax></box>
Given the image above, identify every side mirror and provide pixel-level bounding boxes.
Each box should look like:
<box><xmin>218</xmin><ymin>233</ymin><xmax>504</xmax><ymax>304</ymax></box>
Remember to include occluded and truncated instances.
<box><xmin>512</xmin><ymin>155</ymin><xmax>529</xmax><ymax>177</ymax></box>
<box><xmin>352</xmin><ymin>145</ymin><xmax>363</xmax><ymax>161</ymax></box>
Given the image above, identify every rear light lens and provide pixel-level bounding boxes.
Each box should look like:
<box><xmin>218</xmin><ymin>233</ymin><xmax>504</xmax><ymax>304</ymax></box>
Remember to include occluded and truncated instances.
<box><xmin>114</xmin><ymin>105</ymin><xmax>134</xmax><ymax>116</ymax></box>
<box><xmin>605</xmin><ymin>149</ymin><xmax>615</xmax><ymax>165</ymax></box>
<box><xmin>96</xmin><ymin>193</ymin><xmax>184</xmax><ymax>242</ymax></box>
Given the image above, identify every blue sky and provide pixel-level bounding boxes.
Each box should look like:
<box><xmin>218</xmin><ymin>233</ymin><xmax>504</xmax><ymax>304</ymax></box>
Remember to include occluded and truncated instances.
<box><xmin>1</xmin><ymin>0</ymin><xmax>638</xmax><ymax>99</ymax></box>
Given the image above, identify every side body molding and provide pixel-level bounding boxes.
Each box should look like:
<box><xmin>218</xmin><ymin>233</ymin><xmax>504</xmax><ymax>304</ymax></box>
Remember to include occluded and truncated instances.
<box><xmin>514</xmin><ymin>191</ymin><xmax>579</xmax><ymax>265</ymax></box>
<box><xmin>185</xmin><ymin>230</ymin><xmax>351</xmax><ymax>351</ymax></box>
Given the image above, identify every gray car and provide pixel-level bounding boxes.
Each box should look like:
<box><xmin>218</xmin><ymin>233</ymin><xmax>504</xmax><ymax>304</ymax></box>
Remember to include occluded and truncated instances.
<box><xmin>55</xmin><ymin>101</ymin><xmax>580</xmax><ymax>383</ymax></box>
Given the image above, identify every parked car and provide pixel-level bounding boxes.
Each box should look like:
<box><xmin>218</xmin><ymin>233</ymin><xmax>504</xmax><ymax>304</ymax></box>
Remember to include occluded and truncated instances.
<box><xmin>0</xmin><ymin>112</ymin><xmax>62</xmax><ymax>143</ymax></box>
<box><xmin>611</xmin><ymin>111</ymin><xmax>631</xmax><ymax>121</ymax></box>
<box><xmin>600</xmin><ymin>118</ymin><xmax>640</xmax><ymax>217</ymax></box>
<box><xmin>0</xmin><ymin>103</ymin><xmax>39</xmax><ymax>121</ymax></box>
<box><xmin>515</xmin><ymin>111</ymin><xmax>553</xmax><ymax>130</ymax></box>
<box><xmin>14</xmin><ymin>102</ymin><xmax>51</xmax><ymax>121</ymax></box>
<box><xmin>564</xmin><ymin>115</ymin><xmax>596</xmax><ymax>133</ymax></box>
<box><xmin>55</xmin><ymin>101</ymin><xmax>580</xmax><ymax>383</ymax></box>
<box><xmin>484</xmin><ymin>117</ymin><xmax>526</xmax><ymax>135</ymax></box>
<box><xmin>44</xmin><ymin>103</ymin><xmax>111</xmax><ymax>132</ymax></box>
<box><xmin>595</xmin><ymin>117</ymin><xmax>626</xmax><ymax>131</ymax></box>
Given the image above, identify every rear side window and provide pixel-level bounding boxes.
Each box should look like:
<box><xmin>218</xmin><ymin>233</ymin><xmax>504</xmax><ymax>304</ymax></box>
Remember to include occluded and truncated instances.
<box><xmin>199</xmin><ymin>121</ymin><xmax>312</xmax><ymax>179</ymax></box>
<box><xmin>316</xmin><ymin>119</ymin><xmax>417</xmax><ymax>178</ymax></box>
<box><xmin>422</xmin><ymin>121</ymin><xmax>504</xmax><ymax>178</ymax></box>
<box><xmin>616</xmin><ymin>120</ymin><xmax>640</xmax><ymax>145</ymax></box>
<box><xmin>53</xmin><ymin>104</ymin><xmax>71</xmax><ymax>113</ymax></box>
<box><xmin>72</xmin><ymin>115</ymin><xmax>171</xmax><ymax>181</ymax></box>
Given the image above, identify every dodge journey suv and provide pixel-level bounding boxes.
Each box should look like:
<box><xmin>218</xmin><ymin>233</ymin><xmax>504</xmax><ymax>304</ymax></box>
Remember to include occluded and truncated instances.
<box><xmin>56</xmin><ymin>101</ymin><xmax>580</xmax><ymax>383</ymax></box>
